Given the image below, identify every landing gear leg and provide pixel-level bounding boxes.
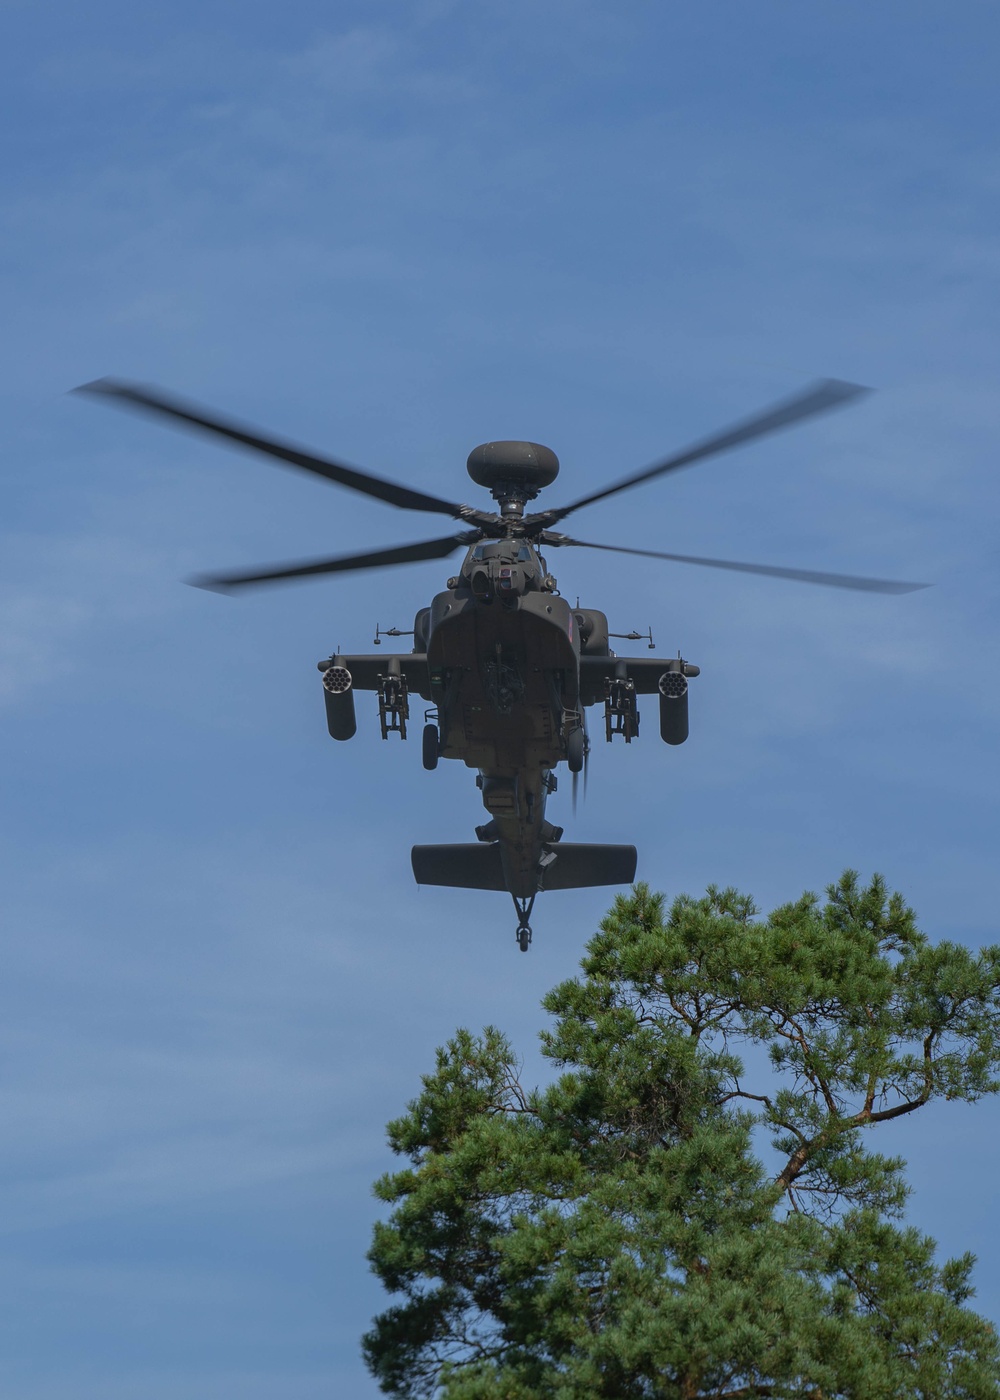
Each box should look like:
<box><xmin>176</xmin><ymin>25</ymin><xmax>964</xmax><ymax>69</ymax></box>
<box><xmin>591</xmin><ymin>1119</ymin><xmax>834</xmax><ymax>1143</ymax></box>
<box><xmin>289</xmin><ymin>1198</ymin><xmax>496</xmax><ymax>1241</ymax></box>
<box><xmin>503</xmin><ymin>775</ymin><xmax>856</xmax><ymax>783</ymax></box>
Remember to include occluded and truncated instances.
<box><xmin>512</xmin><ymin>894</ymin><xmax>535</xmax><ymax>953</ymax></box>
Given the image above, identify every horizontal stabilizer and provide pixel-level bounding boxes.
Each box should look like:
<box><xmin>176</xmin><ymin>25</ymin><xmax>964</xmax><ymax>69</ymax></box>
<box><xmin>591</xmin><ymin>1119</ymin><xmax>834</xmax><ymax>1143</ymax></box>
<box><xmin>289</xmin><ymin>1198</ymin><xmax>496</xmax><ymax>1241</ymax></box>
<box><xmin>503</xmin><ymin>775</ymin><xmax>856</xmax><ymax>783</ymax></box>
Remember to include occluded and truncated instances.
<box><xmin>411</xmin><ymin>842</ymin><xmax>637</xmax><ymax>893</ymax></box>
<box><xmin>411</xmin><ymin>844</ymin><xmax>507</xmax><ymax>891</ymax></box>
<box><xmin>539</xmin><ymin>843</ymin><xmax>637</xmax><ymax>890</ymax></box>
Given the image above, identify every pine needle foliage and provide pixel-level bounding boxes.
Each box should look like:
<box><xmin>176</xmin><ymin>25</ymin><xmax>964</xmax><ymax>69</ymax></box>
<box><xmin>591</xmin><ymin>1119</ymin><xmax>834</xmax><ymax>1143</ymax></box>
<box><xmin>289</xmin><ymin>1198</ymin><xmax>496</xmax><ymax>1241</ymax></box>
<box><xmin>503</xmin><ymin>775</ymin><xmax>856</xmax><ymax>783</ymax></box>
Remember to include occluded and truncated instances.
<box><xmin>364</xmin><ymin>873</ymin><xmax>1000</xmax><ymax>1398</ymax></box>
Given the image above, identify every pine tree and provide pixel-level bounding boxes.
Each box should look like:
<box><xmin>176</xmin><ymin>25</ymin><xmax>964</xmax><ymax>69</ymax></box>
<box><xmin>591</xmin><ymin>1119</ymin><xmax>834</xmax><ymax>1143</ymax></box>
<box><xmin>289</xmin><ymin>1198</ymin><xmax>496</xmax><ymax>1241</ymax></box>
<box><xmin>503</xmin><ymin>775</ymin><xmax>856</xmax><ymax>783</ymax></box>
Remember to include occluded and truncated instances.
<box><xmin>364</xmin><ymin>873</ymin><xmax>1000</xmax><ymax>1398</ymax></box>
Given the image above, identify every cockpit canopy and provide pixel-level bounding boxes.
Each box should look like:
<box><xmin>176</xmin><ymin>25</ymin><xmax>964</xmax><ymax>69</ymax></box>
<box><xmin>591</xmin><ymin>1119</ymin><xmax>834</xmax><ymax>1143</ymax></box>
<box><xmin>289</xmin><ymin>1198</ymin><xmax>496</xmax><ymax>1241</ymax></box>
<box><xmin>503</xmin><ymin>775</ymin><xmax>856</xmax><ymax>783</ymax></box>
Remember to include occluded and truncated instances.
<box><xmin>468</xmin><ymin>542</ymin><xmax>535</xmax><ymax>564</ymax></box>
<box><xmin>462</xmin><ymin>538</ymin><xmax>544</xmax><ymax>602</ymax></box>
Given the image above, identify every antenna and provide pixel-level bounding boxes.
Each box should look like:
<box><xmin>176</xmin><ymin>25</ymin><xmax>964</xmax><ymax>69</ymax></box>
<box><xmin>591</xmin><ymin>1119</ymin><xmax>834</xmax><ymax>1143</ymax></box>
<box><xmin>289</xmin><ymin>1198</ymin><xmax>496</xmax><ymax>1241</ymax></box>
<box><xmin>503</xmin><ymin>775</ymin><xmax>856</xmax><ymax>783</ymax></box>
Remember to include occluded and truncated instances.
<box><xmin>609</xmin><ymin>626</ymin><xmax>655</xmax><ymax>650</ymax></box>
<box><xmin>373</xmin><ymin>623</ymin><xmax>415</xmax><ymax>646</ymax></box>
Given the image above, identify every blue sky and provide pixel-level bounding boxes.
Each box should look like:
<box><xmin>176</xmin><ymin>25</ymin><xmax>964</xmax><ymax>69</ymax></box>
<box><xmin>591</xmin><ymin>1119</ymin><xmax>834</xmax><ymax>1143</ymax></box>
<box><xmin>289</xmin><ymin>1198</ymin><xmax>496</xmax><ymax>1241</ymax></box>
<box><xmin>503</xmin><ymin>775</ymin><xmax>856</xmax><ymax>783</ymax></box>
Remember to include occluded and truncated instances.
<box><xmin>3</xmin><ymin>2</ymin><xmax>1000</xmax><ymax>1394</ymax></box>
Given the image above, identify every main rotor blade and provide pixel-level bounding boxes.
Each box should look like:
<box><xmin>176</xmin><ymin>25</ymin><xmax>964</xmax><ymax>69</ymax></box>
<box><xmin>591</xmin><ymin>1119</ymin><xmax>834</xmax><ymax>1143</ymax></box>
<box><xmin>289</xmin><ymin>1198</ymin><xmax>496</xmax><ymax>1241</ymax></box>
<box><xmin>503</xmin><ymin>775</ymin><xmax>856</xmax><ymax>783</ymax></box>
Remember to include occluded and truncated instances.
<box><xmin>544</xmin><ymin>535</ymin><xmax>929</xmax><ymax>594</ymax></box>
<box><xmin>190</xmin><ymin>533</ymin><xmax>471</xmax><ymax>593</ymax></box>
<box><xmin>540</xmin><ymin>379</ymin><xmax>870</xmax><ymax>523</ymax></box>
<box><xmin>74</xmin><ymin>378</ymin><xmax>468</xmax><ymax>518</ymax></box>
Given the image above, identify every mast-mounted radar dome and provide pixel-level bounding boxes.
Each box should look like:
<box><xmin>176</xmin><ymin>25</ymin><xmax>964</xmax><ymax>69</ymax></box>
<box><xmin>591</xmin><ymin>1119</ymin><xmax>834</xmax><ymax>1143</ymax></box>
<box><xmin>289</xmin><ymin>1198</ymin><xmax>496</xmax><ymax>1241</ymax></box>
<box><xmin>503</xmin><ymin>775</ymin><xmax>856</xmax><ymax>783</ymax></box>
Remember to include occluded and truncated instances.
<box><xmin>466</xmin><ymin>441</ymin><xmax>559</xmax><ymax>494</ymax></box>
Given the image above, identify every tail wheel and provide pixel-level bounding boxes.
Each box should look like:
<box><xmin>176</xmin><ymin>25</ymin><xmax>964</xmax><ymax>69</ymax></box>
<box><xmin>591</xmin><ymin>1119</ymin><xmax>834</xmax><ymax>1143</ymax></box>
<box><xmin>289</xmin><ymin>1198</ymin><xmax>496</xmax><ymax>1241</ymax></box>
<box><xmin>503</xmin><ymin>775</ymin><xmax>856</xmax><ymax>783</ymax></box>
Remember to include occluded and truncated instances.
<box><xmin>513</xmin><ymin>895</ymin><xmax>535</xmax><ymax>952</ymax></box>
<box><xmin>566</xmin><ymin>726</ymin><xmax>585</xmax><ymax>774</ymax></box>
<box><xmin>422</xmin><ymin>723</ymin><xmax>439</xmax><ymax>771</ymax></box>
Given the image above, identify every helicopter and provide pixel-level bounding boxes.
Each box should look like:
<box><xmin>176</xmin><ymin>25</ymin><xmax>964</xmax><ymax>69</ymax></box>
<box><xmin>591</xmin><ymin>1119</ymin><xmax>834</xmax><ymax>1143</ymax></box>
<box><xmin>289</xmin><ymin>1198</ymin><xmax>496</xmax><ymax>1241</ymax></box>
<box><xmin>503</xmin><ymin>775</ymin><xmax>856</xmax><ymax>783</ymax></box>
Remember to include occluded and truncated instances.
<box><xmin>75</xmin><ymin>377</ymin><xmax>927</xmax><ymax>951</ymax></box>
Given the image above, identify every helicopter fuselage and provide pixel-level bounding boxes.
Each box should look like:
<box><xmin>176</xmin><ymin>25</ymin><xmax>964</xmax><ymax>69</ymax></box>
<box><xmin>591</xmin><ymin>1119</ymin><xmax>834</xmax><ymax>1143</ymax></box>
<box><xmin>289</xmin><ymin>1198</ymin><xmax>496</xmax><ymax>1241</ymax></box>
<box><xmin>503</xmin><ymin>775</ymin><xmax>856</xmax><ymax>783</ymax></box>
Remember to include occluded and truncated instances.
<box><xmin>426</xmin><ymin>554</ymin><xmax>579</xmax><ymax>899</ymax></box>
<box><xmin>319</xmin><ymin>537</ymin><xmax>693</xmax><ymax>943</ymax></box>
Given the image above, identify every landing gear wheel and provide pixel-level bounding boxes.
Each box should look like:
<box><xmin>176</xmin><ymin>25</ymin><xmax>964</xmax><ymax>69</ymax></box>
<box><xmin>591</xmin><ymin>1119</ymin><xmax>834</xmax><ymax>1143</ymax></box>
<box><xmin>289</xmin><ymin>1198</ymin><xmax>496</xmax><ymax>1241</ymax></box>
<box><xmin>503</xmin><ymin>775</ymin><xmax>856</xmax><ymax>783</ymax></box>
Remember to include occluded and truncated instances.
<box><xmin>512</xmin><ymin>894</ymin><xmax>536</xmax><ymax>952</ymax></box>
<box><xmin>566</xmin><ymin>726</ymin><xmax>585</xmax><ymax>774</ymax></box>
<box><xmin>422</xmin><ymin>723</ymin><xmax>439</xmax><ymax>771</ymax></box>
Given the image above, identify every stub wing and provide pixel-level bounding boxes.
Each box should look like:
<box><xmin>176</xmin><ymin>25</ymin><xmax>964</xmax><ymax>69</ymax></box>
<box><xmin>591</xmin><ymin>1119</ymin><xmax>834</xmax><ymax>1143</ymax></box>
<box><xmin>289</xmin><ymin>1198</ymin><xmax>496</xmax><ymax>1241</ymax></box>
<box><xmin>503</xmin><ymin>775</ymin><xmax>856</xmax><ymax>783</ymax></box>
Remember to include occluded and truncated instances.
<box><xmin>319</xmin><ymin>652</ymin><xmax>431</xmax><ymax>698</ymax></box>
<box><xmin>579</xmin><ymin>655</ymin><xmax>674</xmax><ymax>703</ymax></box>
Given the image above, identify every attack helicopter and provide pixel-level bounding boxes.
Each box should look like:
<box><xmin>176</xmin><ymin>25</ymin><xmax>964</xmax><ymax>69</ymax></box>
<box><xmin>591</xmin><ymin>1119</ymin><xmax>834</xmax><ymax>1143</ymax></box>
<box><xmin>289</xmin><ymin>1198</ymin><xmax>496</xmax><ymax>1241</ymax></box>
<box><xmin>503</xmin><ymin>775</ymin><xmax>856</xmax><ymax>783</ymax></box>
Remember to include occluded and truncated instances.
<box><xmin>76</xmin><ymin>377</ymin><xmax>926</xmax><ymax>951</ymax></box>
